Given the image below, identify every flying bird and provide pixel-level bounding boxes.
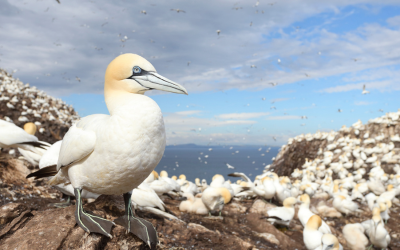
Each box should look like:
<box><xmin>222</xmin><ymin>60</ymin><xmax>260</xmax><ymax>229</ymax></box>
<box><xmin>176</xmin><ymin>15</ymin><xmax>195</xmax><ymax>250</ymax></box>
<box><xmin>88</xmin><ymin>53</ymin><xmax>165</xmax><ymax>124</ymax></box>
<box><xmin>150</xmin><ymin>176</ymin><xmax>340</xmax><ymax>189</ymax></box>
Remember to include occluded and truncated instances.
<box><xmin>171</xmin><ymin>9</ymin><xmax>186</xmax><ymax>13</ymax></box>
<box><xmin>273</xmin><ymin>136</ymin><xmax>276</xmax><ymax>141</ymax></box>
<box><xmin>140</xmin><ymin>10</ymin><xmax>147</xmax><ymax>14</ymax></box>
<box><xmin>226</xmin><ymin>163</ymin><xmax>235</xmax><ymax>169</ymax></box>
<box><xmin>269</xmin><ymin>82</ymin><xmax>277</xmax><ymax>86</ymax></box>
<box><xmin>338</xmin><ymin>109</ymin><xmax>342</xmax><ymax>113</ymax></box>
<box><xmin>187</xmin><ymin>61</ymin><xmax>191</xmax><ymax>66</ymax></box>
<box><xmin>362</xmin><ymin>84</ymin><xmax>370</xmax><ymax>95</ymax></box>
<box><xmin>28</xmin><ymin>54</ymin><xmax>188</xmax><ymax>249</ymax></box>
<box><xmin>216</xmin><ymin>30</ymin><xmax>221</xmax><ymax>35</ymax></box>
<box><xmin>250</xmin><ymin>65</ymin><xmax>257</xmax><ymax>68</ymax></box>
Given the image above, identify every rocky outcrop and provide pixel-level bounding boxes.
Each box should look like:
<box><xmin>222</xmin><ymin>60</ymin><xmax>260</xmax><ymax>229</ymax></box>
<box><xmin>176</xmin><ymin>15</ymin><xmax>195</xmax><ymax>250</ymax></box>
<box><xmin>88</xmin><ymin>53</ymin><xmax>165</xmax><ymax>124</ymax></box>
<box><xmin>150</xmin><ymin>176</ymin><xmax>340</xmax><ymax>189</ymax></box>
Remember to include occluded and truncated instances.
<box><xmin>0</xmin><ymin>69</ymin><xmax>79</xmax><ymax>144</ymax></box>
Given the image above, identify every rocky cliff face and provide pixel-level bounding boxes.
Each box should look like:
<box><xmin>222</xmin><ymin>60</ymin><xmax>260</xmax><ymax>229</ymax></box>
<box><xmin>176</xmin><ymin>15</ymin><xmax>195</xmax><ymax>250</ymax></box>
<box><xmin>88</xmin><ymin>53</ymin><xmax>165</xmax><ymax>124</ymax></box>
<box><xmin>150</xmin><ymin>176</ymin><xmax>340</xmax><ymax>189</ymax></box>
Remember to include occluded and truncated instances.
<box><xmin>0</xmin><ymin>69</ymin><xmax>79</xmax><ymax>143</ymax></box>
<box><xmin>271</xmin><ymin>111</ymin><xmax>400</xmax><ymax>177</ymax></box>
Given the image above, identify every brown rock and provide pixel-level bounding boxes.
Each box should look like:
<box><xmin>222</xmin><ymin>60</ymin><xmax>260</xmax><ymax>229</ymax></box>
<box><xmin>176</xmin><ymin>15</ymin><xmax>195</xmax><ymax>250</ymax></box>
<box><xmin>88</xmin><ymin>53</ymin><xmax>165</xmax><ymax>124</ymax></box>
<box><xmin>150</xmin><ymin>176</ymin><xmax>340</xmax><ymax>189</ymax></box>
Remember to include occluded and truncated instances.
<box><xmin>248</xmin><ymin>200</ymin><xmax>276</xmax><ymax>216</ymax></box>
<box><xmin>0</xmin><ymin>202</ymin><xmax>28</xmax><ymax>224</ymax></box>
<box><xmin>253</xmin><ymin>232</ymin><xmax>280</xmax><ymax>245</ymax></box>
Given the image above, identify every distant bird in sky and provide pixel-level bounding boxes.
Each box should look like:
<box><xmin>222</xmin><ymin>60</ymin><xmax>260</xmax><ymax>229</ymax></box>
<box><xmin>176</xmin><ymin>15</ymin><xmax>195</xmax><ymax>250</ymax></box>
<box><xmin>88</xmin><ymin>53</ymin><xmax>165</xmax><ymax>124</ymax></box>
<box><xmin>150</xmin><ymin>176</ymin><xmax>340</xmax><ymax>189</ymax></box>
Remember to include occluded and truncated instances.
<box><xmin>268</xmin><ymin>2</ymin><xmax>277</xmax><ymax>5</ymax></box>
<box><xmin>250</xmin><ymin>65</ymin><xmax>257</xmax><ymax>68</ymax></box>
<box><xmin>379</xmin><ymin>109</ymin><xmax>384</xmax><ymax>112</ymax></box>
<box><xmin>171</xmin><ymin>9</ymin><xmax>186</xmax><ymax>13</ymax></box>
<box><xmin>301</xmin><ymin>116</ymin><xmax>308</xmax><ymax>119</ymax></box>
<box><xmin>338</xmin><ymin>109</ymin><xmax>342</xmax><ymax>113</ymax></box>
<box><xmin>352</xmin><ymin>58</ymin><xmax>359</xmax><ymax>62</ymax></box>
<box><xmin>305</xmin><ymin>73</ymin><xmax>310</xmax><ymax>77</ymax></box>
<box><xmin>232</xmin><ymin>7</ymin><xmax>242</xmax><ymax>10</ymax></box>
<box><xmin>75</xmin><ymin>76</ymin><xmax>81</xmax><ymax>82</ymax></box>
<box><xmin>216</xmin><ymin>30</ymin><xmax>221</xmax><ymax>35</ymax></box>
<box><xmin>362</xmin><ymin>84</ymin><xmax>370</xmax><ymax>95</ymax></box>
<box><xmin>254</xmin><ymin>0</ymin><xmax>259</xmax><ymax>7</ymax></box>
<box><xmin>55</xmin><ymin>0</ymin><xmax>60</xmax><ymax>3</ymax></box>
<box><xmin>262</xmin><ymin>97</ymin><xmax>266</xmax><ymax>101</ymax></box>
<box><xmin>140</xmin><ymin>10</ymin><xmax>147</xmax><ymax>14</ymax></box>
<box><xmin>226</xmin><ymin>163</ymin><xmax>235</xmax><ymax>169</ymax></box>
<box><xmin>270</xmin><ymin>106</ymin><xmax>276</xmax><ymax>110</ymax></box>
<box><xmin>250</xmin><ymin>21</ymin><xmax>253</xmax><ymax>26</ymax></box>
<box><xmin>269</xmin><ymin>82</ymin><xmax>277</xmax><ymax>86</ymax></box>
<box><xmin>277</xmin><ymin>59</ymin><xmax>281</xmax><ymax>63</ymax></box>
<box><xmin>273</xmin><ymin>136</ymin><xmax>276</xmax><ymax>141</ymax></box>
<box><xmin>187</xmin><ymin>61</ymin><xmax>191</xmax><ymax>66</ymax></box>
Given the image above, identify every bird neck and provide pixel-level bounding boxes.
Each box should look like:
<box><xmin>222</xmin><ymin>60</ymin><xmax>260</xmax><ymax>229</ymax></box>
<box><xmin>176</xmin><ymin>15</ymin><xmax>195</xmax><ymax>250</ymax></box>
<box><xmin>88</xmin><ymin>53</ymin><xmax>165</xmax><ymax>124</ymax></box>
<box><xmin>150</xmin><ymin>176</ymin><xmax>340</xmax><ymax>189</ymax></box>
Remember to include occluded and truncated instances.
<box><xmin>104</xmin><ymin>87</ymin><xmax>142</xmax><ymax>115</ymax></box>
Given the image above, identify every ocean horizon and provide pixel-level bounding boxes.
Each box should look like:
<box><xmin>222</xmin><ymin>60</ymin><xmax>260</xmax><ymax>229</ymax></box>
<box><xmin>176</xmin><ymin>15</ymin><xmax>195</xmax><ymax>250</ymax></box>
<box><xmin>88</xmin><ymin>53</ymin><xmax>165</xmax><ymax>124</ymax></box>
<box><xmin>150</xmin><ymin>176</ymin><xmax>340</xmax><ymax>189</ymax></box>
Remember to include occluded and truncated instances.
<box><xmin>155</xmin><ymin>144</ymin><xmax>280</xmax><ymax>183</ymax></box>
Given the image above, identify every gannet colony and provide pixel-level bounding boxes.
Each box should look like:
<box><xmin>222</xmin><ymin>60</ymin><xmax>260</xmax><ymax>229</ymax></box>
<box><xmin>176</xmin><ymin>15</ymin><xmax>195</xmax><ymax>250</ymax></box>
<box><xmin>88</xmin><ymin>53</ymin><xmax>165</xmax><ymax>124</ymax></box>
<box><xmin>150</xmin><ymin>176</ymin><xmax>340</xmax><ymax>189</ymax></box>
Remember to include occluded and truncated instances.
<box><xmin>1</xmin><ymin>60</ymin><xmax>400</xmax><ymax>249</ymax></box>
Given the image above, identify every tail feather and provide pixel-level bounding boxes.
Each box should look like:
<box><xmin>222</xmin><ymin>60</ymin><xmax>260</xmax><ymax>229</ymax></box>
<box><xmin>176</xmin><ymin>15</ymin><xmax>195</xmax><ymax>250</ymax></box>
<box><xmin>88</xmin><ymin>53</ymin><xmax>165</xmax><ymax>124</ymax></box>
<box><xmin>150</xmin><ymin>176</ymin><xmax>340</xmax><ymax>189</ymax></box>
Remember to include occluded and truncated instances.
<box><xmin>142</xmin><ymin>207</ymin><xmax>183</xmax><ymax>222</ymax></box>
<box><xmin>26</xmin><ymin>165</ymin><xmax>57</xmax><ymax>179</ymax></box>
<box><xmin>20</xmin><ymin>141</ymin><xmax>50</xmax><ymax>150</ymax></box>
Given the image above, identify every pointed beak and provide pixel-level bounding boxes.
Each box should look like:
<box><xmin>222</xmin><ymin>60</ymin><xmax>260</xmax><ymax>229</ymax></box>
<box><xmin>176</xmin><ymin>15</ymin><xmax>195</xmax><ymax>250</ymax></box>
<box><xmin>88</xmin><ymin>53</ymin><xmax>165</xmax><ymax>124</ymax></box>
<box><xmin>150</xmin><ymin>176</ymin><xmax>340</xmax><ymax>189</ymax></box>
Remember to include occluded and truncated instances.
<box><xmin>133</xmin><ymin>72</ymin><xmax>188</xmax><ymax>95</ymax></box>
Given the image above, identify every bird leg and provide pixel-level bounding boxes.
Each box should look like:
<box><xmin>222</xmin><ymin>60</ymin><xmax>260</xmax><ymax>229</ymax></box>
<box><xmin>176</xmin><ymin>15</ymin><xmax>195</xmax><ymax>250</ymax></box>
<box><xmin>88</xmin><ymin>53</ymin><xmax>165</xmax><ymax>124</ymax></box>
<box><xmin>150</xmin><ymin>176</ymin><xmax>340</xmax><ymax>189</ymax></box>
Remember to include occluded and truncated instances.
<box><xmin>114</xmin><ymin>192</ymin><xmax>158</xmax><ymax>249</ymax></box>
<box><xmin>50</xmin><ymin>195</ymin><xmax>72</xmax><ymax>208</ymax></box>
<box><xmin>74</xmin><ymin>188</ymin><xmax>114</xmax><ymax>238</ymax></box>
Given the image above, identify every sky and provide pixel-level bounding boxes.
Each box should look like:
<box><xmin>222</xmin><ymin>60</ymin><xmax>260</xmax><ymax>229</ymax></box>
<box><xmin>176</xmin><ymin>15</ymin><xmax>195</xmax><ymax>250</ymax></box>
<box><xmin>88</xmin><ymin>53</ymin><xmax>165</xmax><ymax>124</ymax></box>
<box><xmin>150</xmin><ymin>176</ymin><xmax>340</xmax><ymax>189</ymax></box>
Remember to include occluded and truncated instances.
<box><xmin>1</xmin><ymin>0</ymin><xmax>400</xmax><ymax>146</ymax></box>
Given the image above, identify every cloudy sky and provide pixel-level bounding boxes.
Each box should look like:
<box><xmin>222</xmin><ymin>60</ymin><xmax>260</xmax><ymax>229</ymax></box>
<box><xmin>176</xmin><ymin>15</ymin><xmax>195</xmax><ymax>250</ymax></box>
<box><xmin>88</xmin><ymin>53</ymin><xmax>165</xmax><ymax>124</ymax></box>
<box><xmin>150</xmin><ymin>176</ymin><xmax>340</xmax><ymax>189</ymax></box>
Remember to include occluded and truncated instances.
<box><xmin>1</xmin><ymin>0</ymin><xmax>400</xmax><ymax>146</ymax></box>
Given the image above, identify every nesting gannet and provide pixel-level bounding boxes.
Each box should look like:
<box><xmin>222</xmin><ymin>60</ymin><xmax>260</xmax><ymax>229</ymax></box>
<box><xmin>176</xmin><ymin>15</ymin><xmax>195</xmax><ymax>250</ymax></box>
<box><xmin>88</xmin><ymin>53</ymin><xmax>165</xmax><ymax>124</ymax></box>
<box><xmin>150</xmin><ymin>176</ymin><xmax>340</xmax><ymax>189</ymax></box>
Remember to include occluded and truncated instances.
<box><xmin>131</xmin><ymin>182</ymin><xmax>180</xmax><ymax>221</ymax></box>
<box><xmin>332</xmin><ymin>195</ymin><xmax>360</xmax><ymax>216</ymax></box>
<box><xmin>362</xmin><ymin>207</ymin><xmax>391</xmax><ymax>249</ymax></box>
<box><xmin>342</xmin><ymin>223</ymin><xmax>369</xmax><ymax>250</ymax></box>
<box><xmin>303</xmin><ymin>215</ymin><xmax>323</xmax><ymax>250</ymax></box>
<box><xmin>201</xmin><ymin>187</ymin><xmax>231</xmax><ymax>216</ymax></box>
<box><xmin>28</xmin><ymin>54</ymin><xmax>188</xmax><ymax>248</ymax></box>
<box><xmin>0</xmin><ymin>120</ymin><xmax>48</xmax><ymax>151</ymax></box>
<box><xmin>320</xmin><ymin>234</ymin><xmax>342</xmax><ymax>250</ymax></box>
<box><xmin>298</xmin><ymin>194</ymin><xmax>331</xmax><ymax>234</ymax></box>
<box><xmin>261</xmin><ymin>197</ymin><xmax>297</xmax><ymax>227</ymax></box>
<box><xmin>179</xmin><ymin>193</ymin><xmax>208</xmax><ymax>215</ymax></box>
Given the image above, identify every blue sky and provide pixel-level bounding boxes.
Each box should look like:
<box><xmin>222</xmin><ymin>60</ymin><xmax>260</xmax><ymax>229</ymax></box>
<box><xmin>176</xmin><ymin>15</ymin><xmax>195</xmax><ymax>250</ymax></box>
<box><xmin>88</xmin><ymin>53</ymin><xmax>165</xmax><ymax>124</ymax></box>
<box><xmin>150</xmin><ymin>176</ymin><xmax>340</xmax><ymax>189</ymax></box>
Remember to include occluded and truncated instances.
<box><xmin>1</xmin><ymin>0</ymin><xmax>400</xmax><ymax>145</ymax></box>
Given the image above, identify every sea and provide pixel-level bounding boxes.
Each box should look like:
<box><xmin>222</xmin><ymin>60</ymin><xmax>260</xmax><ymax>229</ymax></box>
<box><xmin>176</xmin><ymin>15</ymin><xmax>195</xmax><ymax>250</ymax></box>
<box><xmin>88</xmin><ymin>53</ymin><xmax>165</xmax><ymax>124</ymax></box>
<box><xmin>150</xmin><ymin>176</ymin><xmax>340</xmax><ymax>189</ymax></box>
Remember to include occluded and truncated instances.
<box><xmin>154</xmin><ymin>144</ymin><xmax>279</xmax><ymax>183</ymax></box>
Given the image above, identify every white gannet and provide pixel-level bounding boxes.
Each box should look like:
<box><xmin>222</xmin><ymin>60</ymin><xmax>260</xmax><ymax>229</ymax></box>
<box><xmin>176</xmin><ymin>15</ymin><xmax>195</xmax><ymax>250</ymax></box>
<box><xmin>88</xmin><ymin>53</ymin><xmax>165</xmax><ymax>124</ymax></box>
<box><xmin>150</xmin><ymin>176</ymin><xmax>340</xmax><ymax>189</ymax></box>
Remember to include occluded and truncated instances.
<box><xmin>28</xmin><ymin>53</ymin><xmax>188</xmax><ymax>248</ymax></box>
<box><xmin>16</xmin><ymin>123</ymin><xmax>51</xmax><ymax>165</ymax></box>
<box><xmin>320</xmin><ymin>234</ymin><xmax>342</xmax><ymax>250</ymax></box>
<box><xmin>298</xmin><ymin>194</ymin><xmax>331</xmax><ymax>234</ymax></box>
<box><xmin>201</xmin><ymin>187</ymin><xmax>231</xmax><ymax>216</ymax></box>
<box><xmin>362</xmin><ymin>207</ymin><xmax>391</xmax><ymax>249</ymax></box>
<box><xmin>261</xmin><ymin>197</ymin><xmax>297</xmax><ymax>227</ymax></box>
<box><xmin>332</xmin><ymin>195</ymin><xmax>360</xmax><ymax>216</ymax></box>
<box><xmin>342</xmin><ymin>223</ymin><xmax>369</xmax><ymax>250</ymax></box>
<box><xmin>179</xmin><ymin>193</ymin><xmax>208</xmax><ymax>215</ymax></box>
<box><xmin>0</xmin><ymin>120</ymin><xmax>48</xmax><ymax>153</ymax></box>
<box><xmin>131</xmin><ymin>182</ymin><xmax>180</xmax><ymax>221</ymax></box>
<box><xmin>303</xmin><ymin>215</ymin><xmax>323</xmax><ymax>250</ymax></box>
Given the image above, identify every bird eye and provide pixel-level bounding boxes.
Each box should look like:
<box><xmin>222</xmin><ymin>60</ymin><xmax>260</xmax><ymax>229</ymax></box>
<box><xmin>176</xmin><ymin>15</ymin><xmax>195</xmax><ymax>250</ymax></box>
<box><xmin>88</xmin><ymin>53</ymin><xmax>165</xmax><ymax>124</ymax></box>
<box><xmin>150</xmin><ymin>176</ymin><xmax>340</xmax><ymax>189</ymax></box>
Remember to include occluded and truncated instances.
<box><xmin>133</xmin><ymin>66</ymin><xmax>141</xmax><ymax>74</ymax></box>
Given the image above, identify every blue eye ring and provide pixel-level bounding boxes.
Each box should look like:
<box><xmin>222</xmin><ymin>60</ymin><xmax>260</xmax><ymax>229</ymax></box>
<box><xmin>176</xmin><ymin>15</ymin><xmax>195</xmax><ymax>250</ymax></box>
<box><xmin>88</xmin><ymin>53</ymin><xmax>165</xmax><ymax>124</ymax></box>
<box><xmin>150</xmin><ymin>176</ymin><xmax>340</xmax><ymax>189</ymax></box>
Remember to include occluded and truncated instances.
<box><xmin>133</xmin><ymin>66</ymin><xmax>141</xmax><ymax>74</ymax></box>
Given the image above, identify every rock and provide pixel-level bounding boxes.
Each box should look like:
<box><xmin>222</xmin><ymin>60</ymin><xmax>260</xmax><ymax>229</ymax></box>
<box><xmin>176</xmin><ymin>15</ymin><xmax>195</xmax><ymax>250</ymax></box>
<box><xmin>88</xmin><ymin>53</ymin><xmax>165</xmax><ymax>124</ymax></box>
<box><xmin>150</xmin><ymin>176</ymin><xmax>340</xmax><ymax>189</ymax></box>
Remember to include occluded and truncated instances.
<box><xmin>248</xmin><ymin>200</ymin><xmax>276</xmax><ymax>216</ymax></box>
<box><xmin>187</xmin><ymin>223</ymin><xmax>215</xmax><ymax>234</ymax></box>
<box><xmin>253</xmin><ymin>232</ymin><xmax>280</xmax><ymax>245</ymax></box>
<box><xmin>0</xmin><ymin>202</ymin><xmax>28</xmax><ymax>224</ymax></box>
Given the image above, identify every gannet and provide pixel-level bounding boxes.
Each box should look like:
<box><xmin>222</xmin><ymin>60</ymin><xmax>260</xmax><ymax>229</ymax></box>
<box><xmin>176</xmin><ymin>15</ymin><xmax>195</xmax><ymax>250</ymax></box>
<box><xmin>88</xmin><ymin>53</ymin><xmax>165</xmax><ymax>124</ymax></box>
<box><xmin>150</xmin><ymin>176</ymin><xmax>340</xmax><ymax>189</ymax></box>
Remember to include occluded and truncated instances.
<box><xmin>261</xmin><ymin>197</ymin><xmax>297</xmax><ymax>227</ymax></box>
<box><xmin>131</xmin><ymin>182</ymin><xmax>180</xmax><ymax>221</ymax></box>
<box><xmin>342</xmin><ymin>223</ymin><xmax>369</xmax><ymax>250</ymax></box>
<box><xmin>332</xmin><ymin>195</ymin><xmax>360</xmax><ymax>216</ymax></box>
<box><xmin>0</xmin><ymin>120</ymin><xmax>48</xmax><ymax>151</ymax></box>
<box><xmin>179</xmin><ymin>193</ymin><xmax>208</xmax><ymax>215</ymax></box>
<box><xmin>16</xmin><ymin>123</ymin><xmax>51</xmax><ymax>165</ymax></box>
<box><xmin>298</xmin><ymin>194</ymin><xmax>331</xmax><ymax>234</ymax></box>
<box><xmin>28</xmin><ymin>54</ymin><xmax>188</xmax><ymax>248</ymax></box>
<box><xmin>303</xmin><ymin>215</ymin><xmax>323</xmax><ymax>250</ymax></box>
<box><xmin>320</xmin><ymin>234</ymin><xmax>342</xmax><ymax>250</ymax></box>
<box><xmin>201</xmin><ymin>187</ymin><xmax>231</xmax><ymax>216</ymax></box>
<box><xmin>362</xmin><ymin>207</ymin><xmax>391</xmax><ymax>249</ymax></box>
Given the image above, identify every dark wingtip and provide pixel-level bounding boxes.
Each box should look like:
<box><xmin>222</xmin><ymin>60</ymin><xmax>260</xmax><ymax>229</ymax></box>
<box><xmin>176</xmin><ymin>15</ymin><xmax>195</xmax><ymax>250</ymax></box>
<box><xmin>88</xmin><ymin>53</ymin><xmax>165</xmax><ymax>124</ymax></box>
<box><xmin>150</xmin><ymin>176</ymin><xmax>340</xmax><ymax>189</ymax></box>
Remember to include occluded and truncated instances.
<box><xmin>26</xmin><ymin>165</ymin><xmax>57</xmax><ymax>179</ymax></box>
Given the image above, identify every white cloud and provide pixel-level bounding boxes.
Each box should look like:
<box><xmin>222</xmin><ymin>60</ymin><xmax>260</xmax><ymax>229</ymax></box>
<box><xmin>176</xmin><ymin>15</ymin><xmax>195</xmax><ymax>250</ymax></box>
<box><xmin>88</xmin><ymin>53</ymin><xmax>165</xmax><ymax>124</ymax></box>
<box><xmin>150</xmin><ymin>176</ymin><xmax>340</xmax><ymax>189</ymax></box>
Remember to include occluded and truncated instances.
<box><xmin>175</xmin><ymin>110</ymin><xmax>202</xmax><ymax>116</ymax></box>
<box><xmin>354</xmin><ymin>101</ymin><xmax>372</xmax><ymax>106</ymax></box>
<box><xmin>387</xmin><ymin>15</ymin><xmax>400</xmax><ymax>27</ymax></box>
<box><xmin>215</xmin><ymin>112</ymin><xmax>270</xmax><ymax>119</ymax></box>
<box><xmin>270</xmin><ymin>98</ymin><xmax>291</xmax><ymax>103</ymax></box>
<box><xmin>266</xmin><ymin>115</ymin><xmax>301</xmax><ymax>120</ymax></box>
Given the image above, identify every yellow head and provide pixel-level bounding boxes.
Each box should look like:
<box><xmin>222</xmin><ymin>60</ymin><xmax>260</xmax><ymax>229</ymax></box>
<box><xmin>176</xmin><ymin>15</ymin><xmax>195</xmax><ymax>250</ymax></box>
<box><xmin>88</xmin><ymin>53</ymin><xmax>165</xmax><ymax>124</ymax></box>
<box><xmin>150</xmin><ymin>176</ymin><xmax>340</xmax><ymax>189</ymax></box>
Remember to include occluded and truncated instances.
<box><xmin>152</xmin><ymin>170</ymin><xmax>159</xmax><ymax>180</ymax></box>
<box><xmin>171</xmin><ymin>175</ymin><xmax>177</xmax><ymax>180</ymax></box>
<box><xmin>23</xmin><ymin>122</ymin><xmax>36</xmax><ymax>135</ymax></box>
<box><xmin>160</xmin><ymin>170</ymin><xmax>168</xmax><ymax>177</ymax></box>
<box><xmin>306</xmin><ymin>215</ymin><xmax>322</xmax><ymax>230</ymax></box>
<box><xmin>179</xmin><ymin>174</ymin><xmax>186</xmax><ymax>180</ymax></box>
<box><xmin>283</xmin><ymin>197</ymin><xmax>297</xmax><ymax>208</ymax></box>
